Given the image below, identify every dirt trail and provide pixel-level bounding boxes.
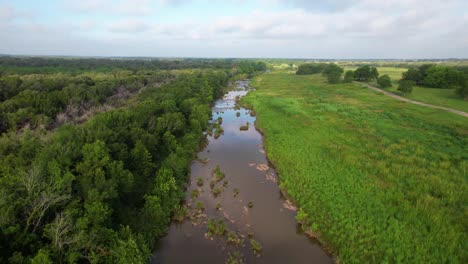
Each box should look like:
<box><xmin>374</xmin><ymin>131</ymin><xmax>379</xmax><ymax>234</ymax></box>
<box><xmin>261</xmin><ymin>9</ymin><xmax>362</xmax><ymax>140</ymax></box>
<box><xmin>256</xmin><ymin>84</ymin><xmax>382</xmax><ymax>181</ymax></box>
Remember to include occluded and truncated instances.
<box><xmin>356</xmin><ymin>82</ymin><xmax>468</xmax><ymax>118</ymax></box>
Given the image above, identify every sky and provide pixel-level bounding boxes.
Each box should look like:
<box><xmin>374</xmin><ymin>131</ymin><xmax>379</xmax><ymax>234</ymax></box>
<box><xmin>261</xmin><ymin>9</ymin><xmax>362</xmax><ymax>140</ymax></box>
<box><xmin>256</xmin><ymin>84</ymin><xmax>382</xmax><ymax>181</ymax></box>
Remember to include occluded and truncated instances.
<box><xmin>0</xmin><ymin>0</ymin><xmax>467</xmax><ymax>58</ymax></box>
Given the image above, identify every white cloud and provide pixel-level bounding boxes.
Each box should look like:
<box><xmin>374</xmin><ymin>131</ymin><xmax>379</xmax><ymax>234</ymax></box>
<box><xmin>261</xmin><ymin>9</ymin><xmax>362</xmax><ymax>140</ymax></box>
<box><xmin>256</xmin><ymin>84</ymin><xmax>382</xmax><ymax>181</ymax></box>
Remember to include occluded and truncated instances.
<box><xmin>1</xmin><ymin>0</ymin><xmax>467</xmax><ymax>58</ymax></box>
<box><xmin>64</xmin><ymin>0</ymin><xmax>154</xmax><ymax>16</ymax></box>
<box><xmin>108</xmin><ymin>19</ymin><xmax>149</xmax><ymax>33</ymax></box>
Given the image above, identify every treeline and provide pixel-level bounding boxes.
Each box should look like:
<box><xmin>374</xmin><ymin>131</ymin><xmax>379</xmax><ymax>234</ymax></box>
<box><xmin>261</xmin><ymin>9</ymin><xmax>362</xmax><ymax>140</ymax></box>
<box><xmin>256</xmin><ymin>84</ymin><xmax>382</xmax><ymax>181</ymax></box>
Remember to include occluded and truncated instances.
<box><xmin>0</xmin><ymin>57</ymin><xmax>235</xmax><ymax>74</ymax></box>
<box><xmin>296</xmin><ymin>63</ymin><xmax>383</xmax><ymax>86</ymax></box>
<box><xmin>401</xmin><ymin>64</ymin><xmax>468</xmax><ymax>99</ymax></box>
<box><xmin>0</xmin><ymin>58</ymin><xmax>266</xmax><ymax>263</ymax></box>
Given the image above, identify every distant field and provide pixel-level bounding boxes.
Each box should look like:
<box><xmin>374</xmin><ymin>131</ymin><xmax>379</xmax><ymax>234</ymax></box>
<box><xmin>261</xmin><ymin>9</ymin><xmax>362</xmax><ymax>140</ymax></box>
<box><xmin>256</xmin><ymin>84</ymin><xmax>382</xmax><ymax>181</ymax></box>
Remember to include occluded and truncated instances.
<box><xmin>243</xmin><ymin>71</ymin><xmax>467</xmax><ymax>263</ymax></box>
<box><xmin>343</xmin><ymin>66</ymin><xmax>468</xmax><ymax>112</ymax></box>
<box><xmin>344</xmin><ymin>66</ymin><xmax>406</xmax><ymax>81</ymax></box>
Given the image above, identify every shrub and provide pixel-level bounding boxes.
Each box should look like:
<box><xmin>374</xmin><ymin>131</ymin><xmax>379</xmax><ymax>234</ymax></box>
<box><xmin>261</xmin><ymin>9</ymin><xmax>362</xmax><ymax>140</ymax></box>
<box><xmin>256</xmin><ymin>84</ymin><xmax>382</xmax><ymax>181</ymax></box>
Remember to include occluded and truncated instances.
<box><xmin>343</xmin><ymin>70</ymin><xmax>354</xmax><ymax>83</ymax></box>
<box><xmin>398</xmin><ymin>80</ymin><xmax>414</xmax><ymax>95</ymax></box>
<box><xmin>377</xmin><ymin>75</ymin><xmax>392</xmax><ymax>88</ymax></box>
<box><xmin>322</xmin><ymin>64</ymin><xmax>344</xmax><ymax>84</ymax></box>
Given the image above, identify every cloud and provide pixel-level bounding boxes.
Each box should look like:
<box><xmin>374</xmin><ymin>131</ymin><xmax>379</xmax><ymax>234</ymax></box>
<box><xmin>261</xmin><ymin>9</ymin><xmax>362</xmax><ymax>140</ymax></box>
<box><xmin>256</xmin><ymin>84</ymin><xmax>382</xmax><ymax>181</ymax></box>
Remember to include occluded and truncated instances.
<box><xmin>0</xmin><ymin>0</ymin><xmax>467</xmax><ymax>58</ymax></box>
<box><xmin>64</xmin><ymin>0</ymin><xmax>154</xmax><ymax>16</ymax></box>
<box><xmin>108</xmin><ymin>19</ymin><xmax>149</xmax><ymax>33</ymax></box>
<box><xmin>0</xmin><ymin>4</ymin><xmax>15</xmax><ymax>21</ymax></box>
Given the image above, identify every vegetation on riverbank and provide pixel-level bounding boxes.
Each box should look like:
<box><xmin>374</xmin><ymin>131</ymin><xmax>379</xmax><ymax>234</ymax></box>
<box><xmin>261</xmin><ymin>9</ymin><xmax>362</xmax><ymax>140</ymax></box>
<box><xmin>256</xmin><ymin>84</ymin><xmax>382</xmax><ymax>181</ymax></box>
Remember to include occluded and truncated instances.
<box><xmin>242</xmin><ymin>70</ymin><xmax>467</xmax><ymax>263</ymax></box>
<box><xmin>0</xmin><ymin>57</ymin><xmax>266</xmax><ymax>263</ymax></box>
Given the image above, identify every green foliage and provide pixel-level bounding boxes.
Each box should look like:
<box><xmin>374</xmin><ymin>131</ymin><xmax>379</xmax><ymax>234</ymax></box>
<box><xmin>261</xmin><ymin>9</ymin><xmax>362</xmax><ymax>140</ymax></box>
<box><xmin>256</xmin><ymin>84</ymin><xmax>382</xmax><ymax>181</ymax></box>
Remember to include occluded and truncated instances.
<box><xmin>0</xmin><ymin>59</ymin><xmax>238</xmax><ymax>263</ymax></box>
<box><xmin>322</xmin><ymin>64</ymin><xmax>344</xmax><ymax>84</ymax></box>
<box><xmin>423</xmin><ymin>66</ymin><xmax>464</xmax><ymax>89</ymax></box>
<box><xmin>243</xmin><ymin>71</ymin><xmax>467</xmax><ymax>263</ymax></box>
<box><xmin>250</xmin><ymin>239</ymin><xmax>262</xmax><ymax>255</ymax></box>
<box><xmin>296</xmin><ymin>63</ymin><xmax>327</xmax><ymax>75</ymax></box>
<box><xmin>455</xmin><ymin>77</ymin><xmax>468</xmax><ymax>100</ymax></box>
<box><xmin>207</xmin><ymin>218</ymin><xmax>227</xmax><ymax>237</ymax></box>
<box><xmin>343</xmin><ymin>70</ymin><xmax>354</xmax><ymax>83</ymax></box>
<box><xmin>402</xmin><ymin>64</ymin><xmax>467</xmax><ymax>99</ymax></box>
<box><xmin>398</xmin><ymin>80</ymin><xmax>414</xmax><ymax>95</ymax></box>
<box><xmin>354</xmin><ymin>65</ymin><xmax>379</xmax><ymax>82</ymax></box>
<box><xmin>196</xmin><ymin>176</ymin><xmax>204</xmax><ymax>187</ymax></box>
<box><xmin>377</xmin><ymin>74</ymin><xmax>392</xmax><ymax>88</ymax></box>
<box><xmin>31</xmin><ymin>249</ymin><xmax>53</xmax><ymax>264</ymax></box>
<box><xmin>213</xmin><ymin>165</ymin><xmax>225</xmax><ymax>181</ymax></box>
<box><xmin>236</xmin><ymin>61</ymin><xmax>267</xmax><ymax>77</ymax></box>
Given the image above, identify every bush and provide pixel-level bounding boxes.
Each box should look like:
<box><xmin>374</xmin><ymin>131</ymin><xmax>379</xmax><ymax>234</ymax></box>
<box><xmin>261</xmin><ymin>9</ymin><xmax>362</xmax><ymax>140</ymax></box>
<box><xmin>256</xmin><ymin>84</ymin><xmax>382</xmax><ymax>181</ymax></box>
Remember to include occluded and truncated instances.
<box><xmin>377</xmin><ymin>75</ymin><xmax>392</xmax><ymax>88</ymax></box>
<box><xmin>398</xmin><ymin>80</ymin><xmax>414</xmax><ymax>95</ymax></box>
<box><xmin>296</xmin><ymin>63</ymin><xmax>326</xmax><ymax>75</ymax></box>
<box><xmin>343</xmin><ymin>70</ymin><xmax>354</xmax><ymax>83</ymax></box>
<box><xmin>322</xmin><ymin>64</ymin><xmax>344</xmax><ymax>84</ymax></box>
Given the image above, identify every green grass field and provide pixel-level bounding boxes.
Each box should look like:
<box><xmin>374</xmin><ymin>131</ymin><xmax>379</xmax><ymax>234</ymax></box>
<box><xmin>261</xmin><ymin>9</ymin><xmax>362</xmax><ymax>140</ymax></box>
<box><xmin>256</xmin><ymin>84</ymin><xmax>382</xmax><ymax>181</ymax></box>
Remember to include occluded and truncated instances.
<box><xmin>344</xmin><ymin>66</ymin><xmax>468</xmax><ymax>112</ymax></box>
<box><xmin>387</xmin><ymin>86</ymin><xmax>468</xmax><ymax>112</ymax></box>
<box><xmin>242</xmin><ymin>71</ymin><xmax>468</xmax><ymax>263</ymax></box>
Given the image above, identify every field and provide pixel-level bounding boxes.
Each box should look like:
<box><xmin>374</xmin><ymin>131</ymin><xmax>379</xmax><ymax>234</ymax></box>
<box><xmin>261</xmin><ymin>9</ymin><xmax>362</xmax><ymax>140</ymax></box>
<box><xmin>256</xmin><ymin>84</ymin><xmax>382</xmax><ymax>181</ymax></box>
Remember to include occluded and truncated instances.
<box><xmin>344</xmin><ymin>66</ymin><xmax>468</xmax><ymax>112</ymax></box>
<box><xmin>242</xmin><ymin>70</ymin><xmax>468</xmax><ymax>263</ymax></box>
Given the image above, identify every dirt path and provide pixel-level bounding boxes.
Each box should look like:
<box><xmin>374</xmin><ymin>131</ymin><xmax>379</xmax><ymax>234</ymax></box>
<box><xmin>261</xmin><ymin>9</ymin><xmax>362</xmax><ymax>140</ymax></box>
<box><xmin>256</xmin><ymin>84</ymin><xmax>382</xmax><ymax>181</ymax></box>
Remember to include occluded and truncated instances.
<box><xmin>356</xmin><ymin>82</ymin><xmax>468</xmax><ymax>118</ymax></box>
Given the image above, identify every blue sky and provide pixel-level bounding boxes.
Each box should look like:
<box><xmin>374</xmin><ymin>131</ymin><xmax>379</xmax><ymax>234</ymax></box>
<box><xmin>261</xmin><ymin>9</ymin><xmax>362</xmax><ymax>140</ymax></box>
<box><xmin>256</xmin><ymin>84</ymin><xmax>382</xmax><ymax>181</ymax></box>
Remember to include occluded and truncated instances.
<box><xmin>1</xmin><ymin>0</ymin><xmax>467</xmax><ymax>58</ymax></box>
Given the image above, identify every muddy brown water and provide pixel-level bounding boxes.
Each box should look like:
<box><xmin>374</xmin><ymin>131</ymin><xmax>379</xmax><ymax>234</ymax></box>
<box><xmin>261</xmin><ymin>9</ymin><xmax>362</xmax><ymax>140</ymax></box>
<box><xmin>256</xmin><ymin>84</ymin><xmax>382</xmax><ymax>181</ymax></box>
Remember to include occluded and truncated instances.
<box><xmin>151</xmin><ymin>80</ymin><xmax>331</xmax><ymax>264</ymax></box>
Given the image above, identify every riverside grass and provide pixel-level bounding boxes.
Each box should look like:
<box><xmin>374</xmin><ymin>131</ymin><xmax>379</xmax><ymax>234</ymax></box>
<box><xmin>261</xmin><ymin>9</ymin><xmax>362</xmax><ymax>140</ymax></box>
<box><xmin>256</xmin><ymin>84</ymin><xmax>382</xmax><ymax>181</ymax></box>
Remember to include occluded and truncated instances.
<box><xmin>242</xmin><ymin>71</ymin><xmax>467</xmax><ymax>263</ymax></box>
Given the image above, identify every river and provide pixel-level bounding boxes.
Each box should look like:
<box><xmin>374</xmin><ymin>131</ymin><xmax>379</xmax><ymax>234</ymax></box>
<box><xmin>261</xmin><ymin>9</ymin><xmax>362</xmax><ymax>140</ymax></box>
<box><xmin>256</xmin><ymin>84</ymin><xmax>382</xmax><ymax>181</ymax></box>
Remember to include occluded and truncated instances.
<box><xmin>151</xmin><ymin>80</ymin><xmax>331</xmax><ymax>264</ymax></box>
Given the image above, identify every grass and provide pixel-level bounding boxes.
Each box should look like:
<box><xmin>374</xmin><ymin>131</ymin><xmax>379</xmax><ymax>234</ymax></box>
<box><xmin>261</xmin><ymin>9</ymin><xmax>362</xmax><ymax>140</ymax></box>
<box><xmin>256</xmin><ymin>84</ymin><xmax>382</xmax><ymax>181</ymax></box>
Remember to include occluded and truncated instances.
<box><xmin>242</xmin><ymin>71</ymin><xmax>468</xmax><ymax>263</ymax></box>
<box><xmin>213</xmin><ymin>165</ymin><xmax>225</xmax><ymax>181</ymax></box>
<box><xmin>250</xmin><ymin>239</ymin><xmax>262</xmax><ymax>256</ymax></box>
<box><xmin>345</xmin><ymin>66</ymin><xmax>468</xmax><ymax>112</ymax></box>
<box><xmin>207</xmin><ymin>218</ymin><xmax>227</xmax><ymax>237</ymax></box>
<box><xmin>387</xmin><ymin>86</ymin><xmax>468</xmax><ymax>112</ymax></box>
<box><xmin>197</xmin><ymin>176</ymin><xmax>204</xmax><ymax>187</ymax></box>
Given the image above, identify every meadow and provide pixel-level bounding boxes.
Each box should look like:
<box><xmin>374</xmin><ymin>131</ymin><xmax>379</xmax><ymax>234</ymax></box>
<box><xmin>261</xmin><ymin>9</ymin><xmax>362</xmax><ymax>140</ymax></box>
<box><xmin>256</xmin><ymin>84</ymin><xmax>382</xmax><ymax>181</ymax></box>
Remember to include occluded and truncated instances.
<box><xmin>242</xmin><ymin>70</ymin><xmax>468</xmax><ymax>263</ymax></box>
<box><xmin>344</xmin><ymin>66</ymin><xmax>468</xmax><ymax>112</ymax></box>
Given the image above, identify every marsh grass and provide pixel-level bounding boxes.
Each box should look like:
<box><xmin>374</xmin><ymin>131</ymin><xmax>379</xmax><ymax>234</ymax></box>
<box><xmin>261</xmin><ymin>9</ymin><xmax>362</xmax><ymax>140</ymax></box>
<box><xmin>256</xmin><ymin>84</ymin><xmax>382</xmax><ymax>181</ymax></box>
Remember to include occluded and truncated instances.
<box><xmin>250</xmin><ymin>239</ymin><xmax>262</xmax><ymax>256</ymax></box>
<box><xmin>242</xmin><ymin>71</ymin><xmax>468</xmax><ymax>263</ymax></box>
<box><xmin>197</xmin><ymin>177</ymin><xmax>204</xmax><ymax>187</ymax></box>
<box><xmin>173</xmin><ymin>204</ymin><xmax>188</xmax><ymax>222</ymax></box>
<box><xmin>191</xmin><ymin>189</ymin><xmax>200</xmax><ymax>199</ymax></box>
<box><xmin>226</xmin><ymin>251</ymin><xmax>244</xmax><ymax>264</ymax></box>
<box><xmin>207</xmin><ymin>218</ymin><xmax>227</xmax><ymax>237</ymax></box>
<box><xmin>213</xmin><ymin>165</ymin><xmax>225</xmax><ymax>182</ymax></box>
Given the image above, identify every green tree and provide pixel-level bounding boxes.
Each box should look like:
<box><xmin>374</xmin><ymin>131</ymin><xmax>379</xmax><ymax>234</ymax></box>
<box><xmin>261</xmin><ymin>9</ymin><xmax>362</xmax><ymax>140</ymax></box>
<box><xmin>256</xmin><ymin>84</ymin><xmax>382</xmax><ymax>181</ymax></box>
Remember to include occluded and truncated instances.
<box><xmin>398</xmin><ymin>80</ymin><xmax>414</xmax><ymax>95</ymax></box>
<box><xmin>377</xmin><ymin>75</ymin><xmax>392</xmax><ymax>88</ymax></box>
<box><xmin>343</xmin><ymin>70</ymin><xmax>355</xmax><ymax>83</ymax></box>
<box><xmin>296</xmin><ymin>63</ymin><xmax>326</xmax><ymax>75</ymax></box>
<box><xmin>322</xmin><ymin>64</ymin><xmax>344</xmax><ymax>84</ymax></box>
<box><xmin>354</xmin><ymin>65</ymin><xmax>379</xmax><ymax>82</ymax></box>
<box><xmin>455</xmin><ymin>74</ymin><xmax>468</xmax><ymax>100</ymax></box>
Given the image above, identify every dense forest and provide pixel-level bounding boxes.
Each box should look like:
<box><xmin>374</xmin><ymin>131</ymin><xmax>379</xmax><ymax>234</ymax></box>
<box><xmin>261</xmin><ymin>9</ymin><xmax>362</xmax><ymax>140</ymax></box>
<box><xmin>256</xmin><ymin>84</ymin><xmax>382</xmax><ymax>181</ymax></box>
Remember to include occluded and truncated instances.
<box><xmin>0</xmin><ymin>57</ymin><xmax>266</xmax><ymax>263</ymax></box>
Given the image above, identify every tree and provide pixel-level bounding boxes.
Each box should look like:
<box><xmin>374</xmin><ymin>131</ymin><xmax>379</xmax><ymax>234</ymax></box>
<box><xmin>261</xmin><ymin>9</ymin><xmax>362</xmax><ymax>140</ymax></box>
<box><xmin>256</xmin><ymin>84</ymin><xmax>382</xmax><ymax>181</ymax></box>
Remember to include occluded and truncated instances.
<box><xmin>401</xmin><ymin>68</ymin><xmax>422</xmax><ymax>83</ymax></box>
<box><xmin>423</xmin><ymin>66</ymin><xmax>464</xmax><ymax>89</ymax></box>
<box><xmin>322</xmin><ymin>64</ymin><xmax>344</xmax><ymax>84</ymax></box>
<box><xmin>371</xmin><ymin>67</ymin><xmax>379</xmax><ymax>80</ymax></box>
<box><xmin>354</xmin><ymin>65</ymin><xmax>379</xmax><ymax>82</ymax></box>
<box><xmin>377</xmin><ymin>75</ymin><xmax>392</xmax><ymax>88</ymax></box>
<box><xmin>455</xmin><ymin>74</ymin><xmax>468</xmax><ymax>100</ymax></box>
<box><xmin>398</xmin><ymin>80</ymin><xmax>414</xmax><ymax>95</ymax></box>
<box><xmin>296</xmin><ymin>63</ymin><xmax>326</xmax><ymax>75</ymax></box>
<box><xmin>343</xmin><ymin>70</ymin><xmax>355</xmax><ymax>83</ymax></box>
